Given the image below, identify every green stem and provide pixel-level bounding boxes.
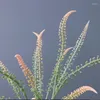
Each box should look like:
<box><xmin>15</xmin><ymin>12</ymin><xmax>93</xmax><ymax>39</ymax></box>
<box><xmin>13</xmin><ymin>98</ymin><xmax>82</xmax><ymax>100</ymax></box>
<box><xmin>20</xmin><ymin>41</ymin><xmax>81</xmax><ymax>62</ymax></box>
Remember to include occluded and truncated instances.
<box><xmin>0</xmin><ymin>70</ymin><xmax>28</xmax><ymax>99</ymax></box>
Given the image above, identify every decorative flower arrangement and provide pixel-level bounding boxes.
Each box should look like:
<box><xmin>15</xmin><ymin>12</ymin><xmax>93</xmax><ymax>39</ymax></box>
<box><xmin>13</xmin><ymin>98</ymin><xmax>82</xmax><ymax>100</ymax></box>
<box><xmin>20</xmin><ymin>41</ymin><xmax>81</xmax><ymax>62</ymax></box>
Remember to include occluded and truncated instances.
<box><xmin>0</xmin><ymin>10</ymin><xmax>99</xmax><ymax>99</ymax></box>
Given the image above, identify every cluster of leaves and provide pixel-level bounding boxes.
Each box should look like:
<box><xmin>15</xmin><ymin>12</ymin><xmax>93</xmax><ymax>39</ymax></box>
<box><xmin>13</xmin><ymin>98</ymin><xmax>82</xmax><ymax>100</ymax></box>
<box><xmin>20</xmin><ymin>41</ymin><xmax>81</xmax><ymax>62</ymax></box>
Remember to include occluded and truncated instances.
<box><xmin>0</xmin><ymin>10</ymin><xmax>99</xmax><ymax>99</ymax></box>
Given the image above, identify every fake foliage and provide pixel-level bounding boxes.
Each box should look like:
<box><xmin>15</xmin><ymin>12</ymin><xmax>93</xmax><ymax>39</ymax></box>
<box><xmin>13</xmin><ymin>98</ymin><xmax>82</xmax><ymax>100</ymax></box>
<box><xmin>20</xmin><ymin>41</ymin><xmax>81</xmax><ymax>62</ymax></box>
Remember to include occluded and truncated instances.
<box><xmin>0</xmin><ymin>10</ymin><xmax>99</xmax><ymax>99</ymax></box>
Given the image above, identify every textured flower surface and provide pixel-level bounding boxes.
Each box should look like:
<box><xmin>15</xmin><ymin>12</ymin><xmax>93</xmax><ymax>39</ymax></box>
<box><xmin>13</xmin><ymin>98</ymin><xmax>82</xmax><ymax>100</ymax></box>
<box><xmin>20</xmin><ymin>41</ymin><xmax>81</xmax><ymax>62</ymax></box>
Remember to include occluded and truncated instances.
<box><xmin>62</xmin><ymin>86</ymin><xmax>98</xmax><ymax>99</ymax></box>
<box><xmin>0</xmin><ymin>10</ymin><xmax>99</xmax><ymax>99</ymax></box>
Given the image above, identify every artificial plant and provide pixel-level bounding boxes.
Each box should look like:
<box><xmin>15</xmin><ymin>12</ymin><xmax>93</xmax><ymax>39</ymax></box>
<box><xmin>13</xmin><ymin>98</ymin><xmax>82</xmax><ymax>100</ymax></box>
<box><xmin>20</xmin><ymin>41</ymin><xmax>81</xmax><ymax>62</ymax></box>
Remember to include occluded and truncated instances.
<box><xmin>0</xmin><ymin>10</ymin><xmax>99</xmax><ymax>99</ymax></box>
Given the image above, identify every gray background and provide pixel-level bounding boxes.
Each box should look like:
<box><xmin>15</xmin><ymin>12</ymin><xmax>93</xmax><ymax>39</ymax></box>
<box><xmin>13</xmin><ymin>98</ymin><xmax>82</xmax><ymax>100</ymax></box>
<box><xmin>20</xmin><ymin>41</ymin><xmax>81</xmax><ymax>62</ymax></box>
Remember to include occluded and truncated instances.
<box><xmin>0</xmin><ymin>0</ymin><xmax>100</xmax><ymax>99</ymax></box>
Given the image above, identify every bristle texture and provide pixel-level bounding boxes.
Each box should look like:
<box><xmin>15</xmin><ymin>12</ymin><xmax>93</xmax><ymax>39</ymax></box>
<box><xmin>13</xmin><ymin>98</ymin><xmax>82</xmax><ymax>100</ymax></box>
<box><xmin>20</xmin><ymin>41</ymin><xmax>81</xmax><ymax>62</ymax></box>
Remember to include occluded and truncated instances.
<box><xmin>15</xmin><ymin>54</ymin><xmax>35</xmax><ymax>88</ymax></box>
<box><xmin>62</xmin><ymin>86</ymin><xmax>97</xmax><ymax>99</ymax></box>
<box><xmin>32</xmin><ymin>29</ymin><xmax>45</xmax><ymax>97</ymax></box>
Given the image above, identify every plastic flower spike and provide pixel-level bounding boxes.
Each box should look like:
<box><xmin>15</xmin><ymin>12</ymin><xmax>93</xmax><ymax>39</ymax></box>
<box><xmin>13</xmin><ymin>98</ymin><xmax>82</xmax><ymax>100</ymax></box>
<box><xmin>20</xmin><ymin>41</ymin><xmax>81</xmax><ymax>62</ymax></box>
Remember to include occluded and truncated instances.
<box><xmin>15</xmin><ymin>54</ymin><xmax>41</xmax><ymax>99</ymax></box>
<box><xmin>31</xmin><ymin>29</ymin><xmax>45</xmax><ymax>99</ymax></box>
<box><xmin>62</xmin><ymin>86</ymin><xmax>97</xmax><ymax>99</ymax></box>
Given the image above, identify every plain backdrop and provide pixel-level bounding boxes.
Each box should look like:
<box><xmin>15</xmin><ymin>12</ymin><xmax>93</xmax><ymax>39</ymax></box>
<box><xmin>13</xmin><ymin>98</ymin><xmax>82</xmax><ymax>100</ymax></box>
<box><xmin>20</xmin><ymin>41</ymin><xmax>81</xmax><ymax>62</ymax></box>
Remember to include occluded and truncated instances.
<box><xmin>0</xmin><ymin>0</ymin><xmax>100</xmax><ymax>99</ymax></box>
